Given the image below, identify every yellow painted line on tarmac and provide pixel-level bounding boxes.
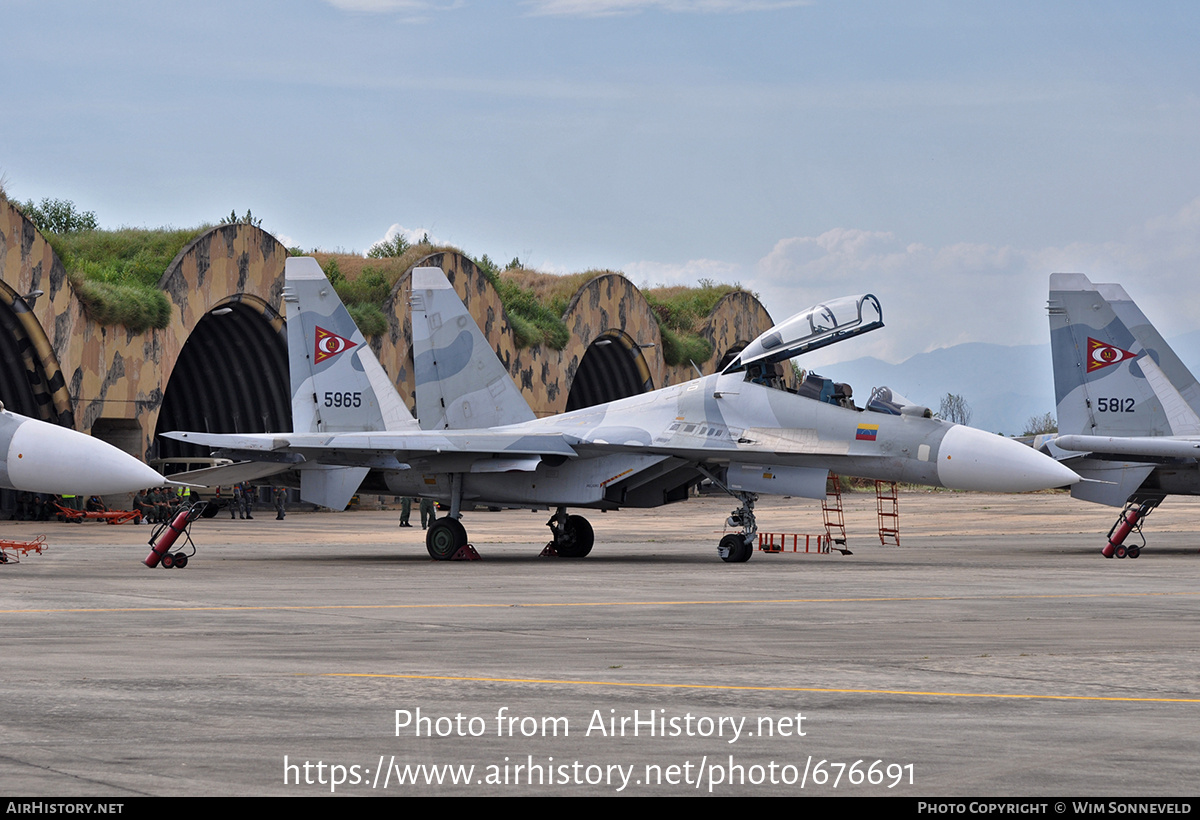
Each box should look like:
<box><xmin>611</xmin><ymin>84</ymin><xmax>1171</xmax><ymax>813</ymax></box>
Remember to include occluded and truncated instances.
<box><xmin>3</xmin><ymin>589</ymin><xmax>1200</xmax><ymax>615</ymax></box>
<box><xmin>322</xmin><ymin>672</ymin><xmax>1200</xmax><ymax>704</ymax></box>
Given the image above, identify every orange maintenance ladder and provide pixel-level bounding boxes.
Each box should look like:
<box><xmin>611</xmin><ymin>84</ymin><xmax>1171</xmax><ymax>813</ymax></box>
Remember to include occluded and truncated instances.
<box><xmin>875</xmin><ymin>480</ymin><xmax>900</xmax><ymax>545</ymax></box>
<box><xmin>822</xmin><ymin>473</ymin><xmax>847</xmax><ymax>547</ymax></box>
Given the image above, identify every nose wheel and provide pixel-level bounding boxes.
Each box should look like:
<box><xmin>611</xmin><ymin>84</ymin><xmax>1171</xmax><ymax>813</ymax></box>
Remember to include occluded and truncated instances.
<box><xmin>718</xmin><ymin>491</ymin><xmax>758</xmax><ymax>563</ymax></box>
<box><xmin>718</xmin><ymin>533</ymin><xmax>753</xmax><ymax>563</ymax></box>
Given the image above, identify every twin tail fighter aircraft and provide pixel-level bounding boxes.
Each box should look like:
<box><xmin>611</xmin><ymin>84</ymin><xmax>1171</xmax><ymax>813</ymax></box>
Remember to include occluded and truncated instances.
<box><xmin>1043</xmin><ymin>273</ymin><xmax>1200</xmax><ymax>558</ymax></box>
<box><xmin>165</xmin><ymin>257</ymin><xmax>1078</xmax><ymax>562</ymax></box>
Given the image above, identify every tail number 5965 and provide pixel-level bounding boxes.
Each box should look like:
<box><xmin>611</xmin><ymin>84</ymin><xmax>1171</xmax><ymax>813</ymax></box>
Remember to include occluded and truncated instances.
<box><xmin>325</xmin><ymin>391</ymin><xmax>363</xmax><ymax>408</ymax></box>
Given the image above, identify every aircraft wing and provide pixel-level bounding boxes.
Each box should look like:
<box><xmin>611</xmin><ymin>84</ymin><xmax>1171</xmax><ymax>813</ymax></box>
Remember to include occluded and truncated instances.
<box><xmin>161</xmin><ymin>430</ymin><xmax>578</xmax><ymax>470</ymax></box>
<box><xmin>165</xmin><ymin>460</ymin><xmax>298</xmax><ymax>488</ymax></box>
<box><xmin>161</xmin><ymin>429</ymin><xmax>581</xmax><ymax>505</ymax></box>
<box><xmin>164</xmin><ymin>429</ymin><xmax>576</xmax><ymax>456</ymax></box>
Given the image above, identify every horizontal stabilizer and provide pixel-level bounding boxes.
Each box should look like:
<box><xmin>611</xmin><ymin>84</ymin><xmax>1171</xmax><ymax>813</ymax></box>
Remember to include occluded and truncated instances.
<box><xmin>1066</xmin><ymin>461</ymin><xmax>1157</xmax><ymax>507</ymax></box>
<box><xmin>300</xmin><ymin>465</ymin><xmax>371</xmax><ymax>510</ymax></box>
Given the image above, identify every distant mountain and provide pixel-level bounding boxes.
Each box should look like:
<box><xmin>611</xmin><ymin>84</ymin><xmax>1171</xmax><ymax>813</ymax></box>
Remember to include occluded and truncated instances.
<box><xmin>811</xmin><ymin>332</ymin><xmax>1200</xmax><ymax>437</ymax></box>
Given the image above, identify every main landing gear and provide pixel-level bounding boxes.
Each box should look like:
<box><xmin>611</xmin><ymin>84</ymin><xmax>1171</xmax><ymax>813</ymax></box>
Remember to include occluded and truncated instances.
<box><xmin>424</xmin><ymin>474</ymin><xmax>480</xmax><ymax>560</ymax></box>
<box><xmin>426</xmin><ymin>516</ymin><xmax>470</xmax><ymax>560</ymax></box>
<box><xmin>1102</xmin><ymin>496</ymin><xmax>1161</xmax><ymax>559</ymax></box>
<box><xmin>543</xmin><ymin>507</ymin><xmax>594</xmax><ymax>558</ymax></box>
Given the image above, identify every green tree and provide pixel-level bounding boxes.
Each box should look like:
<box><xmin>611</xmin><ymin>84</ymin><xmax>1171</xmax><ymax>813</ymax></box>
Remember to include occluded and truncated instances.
<box><xmin>219</xmin><ymin>209</ymin><xmax>262</xmax><ymax>227</ymax></box>
<box><xmin>321</xmin><ymin>257</ymin><xmax>343</xmax><ymax>285</ymax></box>
<box><xmin>19</xmin><ymin>198</ymin><xmax>98</xmax><ymax>234</ymax></box>
<box><xmin>367</xmin><ymin>233</ymin><xmax>410</xmax><ymax>258</ymax></box>
<box><xmin>474</xmin><ymin>253</ymin><xmax>500</xmax><ymax>279</ymax></box>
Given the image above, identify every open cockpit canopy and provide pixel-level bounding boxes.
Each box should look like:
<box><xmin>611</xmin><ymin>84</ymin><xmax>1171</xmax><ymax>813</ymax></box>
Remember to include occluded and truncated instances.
<box><xmin>722</xmin><ymin>293</ymin><xmax>883</xmax><ymax>374</ymax></box>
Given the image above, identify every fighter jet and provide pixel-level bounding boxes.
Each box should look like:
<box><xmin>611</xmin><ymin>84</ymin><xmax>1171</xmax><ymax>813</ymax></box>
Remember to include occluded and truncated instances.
<box><xmin>0</xmin><ymin>403</ymin><xmax>165</xmax><ymax>494</ymax></box>
<box><xmin>165</xmin><ymin>257</ymin><xmax>1078</xmax><ymax>563</ymax></box>
<box><xmin>1044</xmin><ymin>272</ymin><xmax>1200</xmax><ymax>558</ymax></box>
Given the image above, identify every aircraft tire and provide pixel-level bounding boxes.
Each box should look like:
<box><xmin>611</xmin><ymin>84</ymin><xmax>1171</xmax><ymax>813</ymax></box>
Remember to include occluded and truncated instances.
<box><xmin>737</xmin><ymin>540</ymin><xmax>753</xmax><ymax>562</ymax></box>
<box><xmin>557</xmin><ymin>515</ymin><xmax>594</xmax><ymax>558</ymax></box>
<box><xmin>718</xmin><ymin>534</ymin><xmax>752</xmax><ymax>563</ymax></box>
<box><xmin>426</xmin><ymin>517</ymin><xmax>467</xmax><ymax>561</ymax></box>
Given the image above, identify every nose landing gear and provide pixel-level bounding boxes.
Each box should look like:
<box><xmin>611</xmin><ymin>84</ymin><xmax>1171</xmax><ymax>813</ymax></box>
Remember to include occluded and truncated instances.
<box><xmin>718</xmin><ymin>492</ymin><xmax>758</xmax><ymax>564</ymax></box>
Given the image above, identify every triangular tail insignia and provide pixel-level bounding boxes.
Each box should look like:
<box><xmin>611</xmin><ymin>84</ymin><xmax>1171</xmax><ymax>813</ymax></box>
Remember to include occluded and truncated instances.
<box><xmin>1086</xmin><ymin>337</ymin><xmax>1138</xmax><ymax>372</ymax></box>
<box><xmin>314</xmin><ymin>327</ymin><xmax>358</xmax><ymax>364</ymax></box>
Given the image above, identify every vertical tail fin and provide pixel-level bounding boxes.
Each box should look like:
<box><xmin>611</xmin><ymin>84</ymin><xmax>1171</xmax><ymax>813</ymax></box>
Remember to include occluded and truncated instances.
<box><xmin>410</xmin><ymin>266</ymin><xmax>536</xmax><ymax>430</ymax></box>
<box><xmin>1048</xmin><ymin>272</ymin><xmax>1200</xmax><ymax>438</ymax></box>
<box><xmin>285</xmin><ymin>257</ymin><xmax>416</xmax><ymax>433</ymax></box>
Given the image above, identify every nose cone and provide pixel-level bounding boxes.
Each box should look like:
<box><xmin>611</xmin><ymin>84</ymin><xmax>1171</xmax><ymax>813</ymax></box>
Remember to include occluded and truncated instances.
<box><xmin>7</xmin><ymin>417</ymin><xmax>165</xmax><ymax>494</ymax></box>
<box><xmin>937</xmin><ymin>424</ymin><xmax>1080</xmax><ymax>492</ymax></box>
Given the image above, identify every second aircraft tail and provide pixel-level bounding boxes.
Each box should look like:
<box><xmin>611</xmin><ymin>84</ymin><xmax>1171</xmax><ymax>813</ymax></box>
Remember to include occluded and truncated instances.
<box><xmin>1048</xmin><ymin>272</ymin><xmax>1200</xmax><ymax>439</ymax></box>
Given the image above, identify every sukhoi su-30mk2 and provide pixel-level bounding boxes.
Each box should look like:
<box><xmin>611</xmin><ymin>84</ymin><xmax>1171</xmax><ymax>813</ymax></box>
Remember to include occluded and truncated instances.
<box><xmin>166</xmin><ymin>258</ymin><xmax>1078</xmax><ymax>562</ymax></box>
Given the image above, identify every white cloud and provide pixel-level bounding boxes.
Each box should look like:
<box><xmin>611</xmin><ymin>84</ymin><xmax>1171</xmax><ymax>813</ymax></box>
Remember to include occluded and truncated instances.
<box><xmin>524</xmin><ymin>0</ymin><xmax>809</xmax><ymax>17</ymax></box>
<box><xmin>623</xmin><ymin>257</ymin><xmax>744</xmax><ymax>289</ymax></box>
<box><xmin>366</xmin><ymin>223</ymin><xmax>445</xmax><ymax>255</ymax></box>
<box><xmin>321</xmin><ymin>0</ymin><xmax>458</xmax><ymax>20</ymax></box>
<box><xmin>744</xmin><ymin>197</ymin><xmax>1200</xmax><ymax>366</ymax></box>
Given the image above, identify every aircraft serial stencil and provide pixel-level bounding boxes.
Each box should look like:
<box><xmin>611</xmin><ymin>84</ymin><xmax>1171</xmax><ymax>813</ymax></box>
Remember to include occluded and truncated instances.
<box><xmin>165</xmin><ymin>257</ymin><xmax>1078</xmax><ymax>563</ymax></box>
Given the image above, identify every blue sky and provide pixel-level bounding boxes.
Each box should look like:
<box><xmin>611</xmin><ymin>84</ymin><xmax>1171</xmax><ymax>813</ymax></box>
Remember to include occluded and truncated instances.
<box><xmin>4</xmin><ymin>1</ymin><xmax>1199</xmax><ymax>367</ymax></box>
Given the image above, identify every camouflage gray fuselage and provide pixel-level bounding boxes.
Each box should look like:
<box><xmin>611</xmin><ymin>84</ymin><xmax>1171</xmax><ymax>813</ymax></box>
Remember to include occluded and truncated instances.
<box><xmin>368</xmin><ymin>371</ymin><xmax>952</xmax><ymax>509</ymax></box>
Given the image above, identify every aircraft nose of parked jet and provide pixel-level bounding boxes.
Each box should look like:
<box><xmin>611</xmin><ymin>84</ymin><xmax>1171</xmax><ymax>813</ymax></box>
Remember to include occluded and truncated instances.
<box><xmin>937</xmin><ymin>424</ymin><xmax>1080</xmax><ymax>492</ymax></box>
<box><xmin>6</xmin><ymin>417</ymin><xmax>166</xmax><ymax>494</ymax></box>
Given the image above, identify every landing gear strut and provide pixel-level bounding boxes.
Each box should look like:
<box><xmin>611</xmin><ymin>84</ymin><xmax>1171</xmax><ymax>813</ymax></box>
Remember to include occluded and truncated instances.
<box><xmin>545</xmin><ymin>507</ymin><xmax>594</xmax><ymax>558</ymax></box>
<box><xmin>696</xmin><ymin>466</ymin><xmax>758</xmax><ymax>563</ymax></box>
<box><xmin>1103</xmin><ymin>496</ymin><xmax>1161</xmax><ymax>559</ymax></box>
<box><xmin>717</xmin><ymin>492</ymin><xmax>757</xmax><ymax>563</ymax></box>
